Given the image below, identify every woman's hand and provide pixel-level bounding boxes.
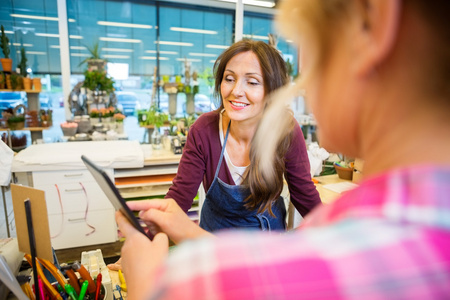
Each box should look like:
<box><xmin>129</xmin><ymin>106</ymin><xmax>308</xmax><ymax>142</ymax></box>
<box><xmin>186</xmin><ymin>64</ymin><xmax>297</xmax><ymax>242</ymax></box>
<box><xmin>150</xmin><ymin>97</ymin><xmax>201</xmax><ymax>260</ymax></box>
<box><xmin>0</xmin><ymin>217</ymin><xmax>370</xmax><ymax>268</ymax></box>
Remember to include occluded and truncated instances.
<box><xmin>115</xmin><ymin>210</ymin><xmax>169</xmax><ymax>300</ymax></box>
<box><xmin>127</xmin><ymin>198</ymin><xmax>213</xmax><ymax>244</ymax></box>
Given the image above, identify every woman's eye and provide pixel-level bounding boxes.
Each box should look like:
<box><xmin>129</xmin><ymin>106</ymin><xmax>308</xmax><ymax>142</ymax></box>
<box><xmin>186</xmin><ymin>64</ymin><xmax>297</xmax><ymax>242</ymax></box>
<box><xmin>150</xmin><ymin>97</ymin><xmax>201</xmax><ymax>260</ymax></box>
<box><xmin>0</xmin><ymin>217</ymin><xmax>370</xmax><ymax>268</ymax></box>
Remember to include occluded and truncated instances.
<box><xmin>224</xmin><ymin>77</ymin><xmax>234</xmax><ymax>82</ymax></box>
<box><xmin>248</xmin><ymin>80</ymin><xmax>260</xmax><ymax>86</ymax></box>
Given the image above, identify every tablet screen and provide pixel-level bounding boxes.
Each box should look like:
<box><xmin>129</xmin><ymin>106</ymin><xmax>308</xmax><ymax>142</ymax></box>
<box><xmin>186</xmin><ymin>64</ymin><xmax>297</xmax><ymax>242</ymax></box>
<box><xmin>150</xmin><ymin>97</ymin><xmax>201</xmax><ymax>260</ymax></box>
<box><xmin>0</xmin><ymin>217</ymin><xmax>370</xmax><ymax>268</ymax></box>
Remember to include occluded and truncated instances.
<box><xmin>81</xmin><ymin>155</ymin><xmax>150</xmax><ymax>239</ymax></box>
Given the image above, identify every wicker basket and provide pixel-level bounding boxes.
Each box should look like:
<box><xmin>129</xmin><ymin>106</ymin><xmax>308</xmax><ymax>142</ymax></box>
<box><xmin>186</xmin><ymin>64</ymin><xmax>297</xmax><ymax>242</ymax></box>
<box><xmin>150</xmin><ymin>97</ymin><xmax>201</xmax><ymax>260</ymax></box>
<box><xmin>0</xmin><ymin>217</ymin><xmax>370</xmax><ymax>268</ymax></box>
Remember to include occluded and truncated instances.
<box><xmin>334</xmin><ymin>164</ymin><xmax>354</xmax><ymax>180</ymax></box>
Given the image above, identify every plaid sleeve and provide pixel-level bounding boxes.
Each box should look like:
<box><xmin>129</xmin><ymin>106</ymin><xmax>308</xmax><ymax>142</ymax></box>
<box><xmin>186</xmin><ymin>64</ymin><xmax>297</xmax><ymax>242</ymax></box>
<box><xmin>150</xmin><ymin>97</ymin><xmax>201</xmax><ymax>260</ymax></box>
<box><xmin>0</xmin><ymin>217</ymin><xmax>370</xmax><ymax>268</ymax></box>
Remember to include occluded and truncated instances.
<box><xmin>151</xmin><ymin>220</ymin><xmax>450</xmax><ymax>299</ymax></box>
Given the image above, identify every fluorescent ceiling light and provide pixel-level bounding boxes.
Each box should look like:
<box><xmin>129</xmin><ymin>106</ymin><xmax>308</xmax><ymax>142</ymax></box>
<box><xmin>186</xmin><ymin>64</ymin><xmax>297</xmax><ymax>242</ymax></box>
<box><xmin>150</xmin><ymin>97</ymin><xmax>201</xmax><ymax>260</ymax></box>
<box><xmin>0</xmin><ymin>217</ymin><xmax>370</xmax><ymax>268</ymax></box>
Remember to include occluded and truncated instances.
<box><xmin>100</xmin><ymin>37</ymin><xmax>142</xmax><ymax>43</ymax></box>
<box><xmin>139</xmin><ymin>56</ymin><xmax>169</xmax><ymax>60</ymax></box>
<box><xmin>4</xmin><ymin>30</ymin><xmax>14</xmax><ymax>34</ymax></box>
<box><xmin>70</xmin><ymin>46</ymin><xmax>86</xmax><ymax>50</ymax></box>
<box><xmin>243</xmin><ymin>34</ymin><xmax>269</xmax><ymax>40</ymax></box>
<box><xmin>68</xmin><ymin>18</ymin><xmax>76</xmax><ymax>22</ymax></box>
<box><xmin>176</xmin><ymin>58</ymin><xmax>201</xmax><ymax>62</ymax></box>
<box><xmin>11</xmin><ymin>14</ymin><xmax>59</xmax><ymax>21</ymax></box>
<box><xmin>217</xmin><ymin>0</ymin><xmax>275</xmax><ymax>8</ymax></box>
<box><xmin>206</xmin><ymin>44</ymin><xmax>229</xmax><ymax>49</ymax></box>
<box><xmin>155</xmin><ymin>41</ymin><xmax>193</xmax><ymax>47</ymax></box>
<box><xmin>189</xmin><ymin>53</ymin><xmax>217</xmax><ymax>57</ymax></box>
<box><xmin>98</xmin><ymin>21</ymin><xmax>152</xmax><ymax>29</ymax></box>
<box><xmin>50</xmin><ymin>45</ymin><xmax>60</xmax><ymax>49</ymax></box>
<box><xmin>145</xmin><ymin>50</ymin><xmax>178</xmax><ymax>55</ymax></box>
<box><xmin>170</xmin><ymin>27</ymin><xmax>217</xmax><ymax>35</ymax></box>
<box><xmin>210</xmin><ymin>60</ymin><xmax>216</xmax><ymax>63</ymax></box>
<box><xmin>103</xmin><ymin>54</ymin><xmax>130</xmax><ymax>59</ymax></box>
<box><xmin>71</xmin><ymin>53</ymin><xmax>90</xmax><ymax>57</ymax></box>
<box><xmin>69</xmin><ymin>35</ymin><xmax>83</xmax><ymax>39</ymax></box>
<box><xmin>17</xmin><ymin>50</ymin><xmax>46</xmax><ymax>55</ymax></box>
<box><xmin>11</xmin><ymin>43</ymin><xmax>33</xmax><ymax>47</ymax></box>
<box><xmin>102</xmin><ymin>48</ymin><xmax>134</xmax><ymax>53</ymax></box>
<box><xmin>35</xmin><ymin>33</ymin><xmax>59</xmax><ymax>38</ymax></box>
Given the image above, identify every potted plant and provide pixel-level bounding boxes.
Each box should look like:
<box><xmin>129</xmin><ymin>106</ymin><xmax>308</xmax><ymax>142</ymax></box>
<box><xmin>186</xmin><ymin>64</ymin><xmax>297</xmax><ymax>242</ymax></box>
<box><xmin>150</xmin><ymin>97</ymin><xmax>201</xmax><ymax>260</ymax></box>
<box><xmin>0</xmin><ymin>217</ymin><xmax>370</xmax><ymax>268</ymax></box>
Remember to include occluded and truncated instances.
<box><xmin>0</xmin><ymin>25</ymin><xmax>12</xmax><ymax>72</ymax></box>
<box><xmin>83</xmin><ymin>69</ymin><xmax>115</xmax><ymax>94</ymax></box>
<box><xmin>18</xmin><ymin>47</ymin><xmax>32</xmax><ymax>90</ymax></box>
<box><xmin>79</xmin><ymin>41</ymin><xmax>107</xmax><ymax>71</ymax></box>
<box><xmin>7</xmin><ymin>114</ymin><xmax>25</xmax><ymax>130</ymax></box>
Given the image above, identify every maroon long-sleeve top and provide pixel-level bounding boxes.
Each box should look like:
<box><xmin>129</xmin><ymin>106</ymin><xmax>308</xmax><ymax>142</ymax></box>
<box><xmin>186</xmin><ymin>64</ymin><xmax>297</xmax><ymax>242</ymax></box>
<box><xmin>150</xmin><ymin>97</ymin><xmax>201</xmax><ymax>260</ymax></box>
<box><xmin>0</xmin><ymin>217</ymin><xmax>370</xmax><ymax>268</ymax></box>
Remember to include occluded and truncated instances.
<box><xmin>166</xmin><ymin>110</ymin><xmax>321</xmax><ymax>215</ymax></box>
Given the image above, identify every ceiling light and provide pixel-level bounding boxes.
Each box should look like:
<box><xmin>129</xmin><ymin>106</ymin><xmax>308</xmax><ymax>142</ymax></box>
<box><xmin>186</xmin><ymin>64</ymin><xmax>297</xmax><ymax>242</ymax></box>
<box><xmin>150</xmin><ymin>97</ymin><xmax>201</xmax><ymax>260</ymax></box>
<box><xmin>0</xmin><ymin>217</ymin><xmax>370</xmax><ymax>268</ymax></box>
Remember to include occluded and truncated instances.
<box><xmin>69</xmin><ymin>35</ymin><xmax>83</xmax><ymax>39</ymax></box>
<box><xmin>145</xmin><ymin>50</ymin><xmax>178</xmax><ymax>55</ymax></box>
<box><xmin>70</xmin><ymin>46</ymin><xmax>86</xmax><ymax>50</ymax></box>
<box><xmin>50</xmin><ymin>45</ymin><xmax>60</xmax><ymax>49</ymax></box>
<box><xmin>68</xmin><ymin>18</ymin><xmax>76</xmax><ymax>22</ymax></box>
<box><xmin>206</xmin><ymin>44</ymin><xmax>229</xmax><ymax>49</ymax></box>
<box><xmin>102</xmin><ymin>54</ymin><xmax>130</xmax><ymax>59</ymax></box>
<box><xmin>155</xmin><ymin>41</ymin><xmax>193</xmax><ymax>47</ymax></box>
<box><xmin>17</xmin><ymin>50</ymin><xmax>46</xmax><ymax>55</ymax></box>
<box><xmin>11</xmin><ymin>14</ymin><xmax>59</xmax><ymax>21</ymax></box>
<box><xmin>71</xmin><ymin>53</ymin><xmax>90</xmax><ymax>57</ymax></box>
<box><xmin>98</xmin><ymin>21</ymin><xmax>152</xmax><ymax>29</ymax></box>
<box><xmin>4</xmin><ymin>30</ymin><xmax>14</xmax><ymax>34</ymax></box>
<box><xmin>189</xmin><ymin>53</ymin><xmax>217</xmax><ymax>57</ymax></box>
<box><xmin>100</xmin><ymin>37</ymin><xmax>142</xmax><ymax>43</ymax></box>
<box><xmin>176</xmin><ymin>58</ymin><xmax>201</xmax><ymax>62</ymax></box>
<box><xmin>243</xmin><ymin>34</ymin><xmax>269</xmax><ymax>40</ymax></box>
<box><xmin>217</xmin><ymin>0</ymin><xmax>275</xmax><ymax>8</ymax></box>
<box><xmin>11</xmin><ymin>43</ymin><xmax>33</xmax><ymax>47</ymax></box>
<box><xmin>102</xmin><ymin>48</ymin><xmax>134</xmax><ymax>53</ymax></box>
<box><xmin>170</xmin><ymin>27</ymin><xmax>217</xmax><ymax>35</ymax></box>
<box><xmin>35</xmin><ymin>33</ymin><xmax>59</xmax><ymax>38</ymax></box>
<box><xmin>139</xmin><ymin>56</ymin><xmax>169</xmax><ymax>60</ymax></box>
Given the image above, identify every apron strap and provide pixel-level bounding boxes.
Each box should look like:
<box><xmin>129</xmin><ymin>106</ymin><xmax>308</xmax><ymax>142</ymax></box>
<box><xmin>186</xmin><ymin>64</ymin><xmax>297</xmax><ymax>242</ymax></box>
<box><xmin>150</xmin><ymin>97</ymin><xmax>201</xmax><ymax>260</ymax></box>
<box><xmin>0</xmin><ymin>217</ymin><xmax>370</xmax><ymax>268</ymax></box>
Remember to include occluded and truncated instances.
<box><xmin>214</xmin><ymin>120</ymin><xmax>231</xmax><ymax>179</ymax></box>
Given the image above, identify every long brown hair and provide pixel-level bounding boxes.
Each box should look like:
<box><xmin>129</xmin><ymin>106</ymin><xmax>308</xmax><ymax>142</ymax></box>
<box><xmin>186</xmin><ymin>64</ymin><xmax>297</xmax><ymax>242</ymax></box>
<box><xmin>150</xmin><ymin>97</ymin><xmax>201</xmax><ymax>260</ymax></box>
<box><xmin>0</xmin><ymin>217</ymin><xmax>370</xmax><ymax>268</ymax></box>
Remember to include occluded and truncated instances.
<box><xmin>213</xmin><ymin>39</ymin><xmax>294</xmax><ymax>215</ymax></box>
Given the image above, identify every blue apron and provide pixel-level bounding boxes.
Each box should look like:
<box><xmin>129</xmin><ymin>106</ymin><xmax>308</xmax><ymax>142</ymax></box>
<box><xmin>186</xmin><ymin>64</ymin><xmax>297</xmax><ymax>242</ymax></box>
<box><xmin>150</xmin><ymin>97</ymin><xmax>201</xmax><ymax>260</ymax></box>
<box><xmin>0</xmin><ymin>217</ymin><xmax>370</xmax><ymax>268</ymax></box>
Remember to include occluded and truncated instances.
<box><xmin>199</xmin><ymin>122</ymin><xmax>286</xmax><ymax>232</ymax></box>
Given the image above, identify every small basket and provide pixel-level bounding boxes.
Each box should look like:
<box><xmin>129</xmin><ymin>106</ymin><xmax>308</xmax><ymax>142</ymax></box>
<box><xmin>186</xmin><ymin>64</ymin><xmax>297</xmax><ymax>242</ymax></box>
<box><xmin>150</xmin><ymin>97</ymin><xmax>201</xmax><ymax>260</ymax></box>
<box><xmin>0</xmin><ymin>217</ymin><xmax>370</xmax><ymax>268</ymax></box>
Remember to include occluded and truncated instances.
<box><xmin>334</xmin><ymin>163</ymin><xmax>354</xmax><ymax>180</ymax></box>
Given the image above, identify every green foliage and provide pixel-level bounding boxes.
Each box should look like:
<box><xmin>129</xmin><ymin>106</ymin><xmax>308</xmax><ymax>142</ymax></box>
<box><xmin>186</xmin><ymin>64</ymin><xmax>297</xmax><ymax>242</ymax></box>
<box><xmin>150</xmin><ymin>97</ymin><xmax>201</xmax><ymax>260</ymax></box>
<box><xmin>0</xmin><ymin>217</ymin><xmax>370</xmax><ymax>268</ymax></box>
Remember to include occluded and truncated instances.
<box><xmin>10</xmin><ymin>73</ymin><xmax>19</xmax><ymax>90</ymax></box>
<box><xmin>18</xmin><ymin>47</ymin><xmax>27</xmax><ymax>77</ymax></box>
<box><xmin>82</xmin><ymin>70</ymin><xmax>115</xmax><ymax>93</ymax></box>
<box><xmin>0</xmin><ymin>71</ymin><xmax>5</xmax><ymax>84</ymax></box>
<box><xmin>286</xmin><ymin>58</ymin><xmax>295</xmax><ymax>78</ymax></box>
<box><xmin>0</xmin><ymin>25</ymin><xmax>10</xmax><ymax>59</ymax></box>
<box><xmin>78</xmin><ymin>41</ymin><xmax>105</xmax><ymax>66</ymax></box>
<box><xmin>141</xmin><ymin>105</ymin><xmax>168</xmax><ymax>128</ymax></box>
<box><xmin>7</xmin><ymin>115</ymin><xmax>25</xmax><ymax>123</ymax></box>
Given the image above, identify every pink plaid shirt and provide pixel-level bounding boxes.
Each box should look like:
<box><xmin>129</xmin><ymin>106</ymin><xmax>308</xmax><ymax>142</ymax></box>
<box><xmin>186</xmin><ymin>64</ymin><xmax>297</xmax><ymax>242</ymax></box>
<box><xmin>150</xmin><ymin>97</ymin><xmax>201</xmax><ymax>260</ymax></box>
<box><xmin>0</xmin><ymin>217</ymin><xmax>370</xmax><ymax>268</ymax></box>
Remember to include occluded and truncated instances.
<box><xmin>152</xmin><ymin>165</ymin><xmax>450</xmax><ymax>299</ymax></box>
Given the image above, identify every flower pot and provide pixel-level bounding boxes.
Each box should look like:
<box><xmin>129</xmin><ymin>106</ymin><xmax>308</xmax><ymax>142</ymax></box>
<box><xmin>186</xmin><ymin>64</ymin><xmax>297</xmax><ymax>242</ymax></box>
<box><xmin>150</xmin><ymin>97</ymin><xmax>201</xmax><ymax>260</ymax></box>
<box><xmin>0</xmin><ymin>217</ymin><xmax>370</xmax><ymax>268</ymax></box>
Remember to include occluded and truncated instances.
<box><xmin>0</xmin><ymin>58</ymin><xmax>12</xmax><ymax>72</ymax></box>
<box><xmin>33</xmin><ymin>78</ymin><xmax>42</xmax><ymax>91</ymax></box>
<box><xmin>168</xmin><ymin>93</ymin><xmax>177</xmax><ymax>117</ymax></box>
<box><xmin>186</xmin><ymin>93</ymin><xmax>195</xmax><ymax>115</ymax></box>
<box><xmin>23</xmin><ymin>77</ymin><xmax>32</xmax><ymax>90</ymax></box>
<box><xmin>7</xmin><ymin>121</ymin><xmax>25</xmax><ymax>130</ymax></box>
<box><xmin>334</xmin><ymin>164</ymin><xmax>354</xmax><ymax>180</ymax></box>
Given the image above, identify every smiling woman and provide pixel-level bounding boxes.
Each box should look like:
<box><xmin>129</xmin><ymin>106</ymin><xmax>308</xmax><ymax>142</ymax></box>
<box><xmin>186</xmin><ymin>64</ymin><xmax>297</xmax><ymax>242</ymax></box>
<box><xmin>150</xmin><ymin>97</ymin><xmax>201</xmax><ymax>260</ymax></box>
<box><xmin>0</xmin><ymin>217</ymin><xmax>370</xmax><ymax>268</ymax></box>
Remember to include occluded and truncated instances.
<box><xmin>165</xmin><ymin>39</ymin><xmax>321</xmax><ymax>233</ymax></box>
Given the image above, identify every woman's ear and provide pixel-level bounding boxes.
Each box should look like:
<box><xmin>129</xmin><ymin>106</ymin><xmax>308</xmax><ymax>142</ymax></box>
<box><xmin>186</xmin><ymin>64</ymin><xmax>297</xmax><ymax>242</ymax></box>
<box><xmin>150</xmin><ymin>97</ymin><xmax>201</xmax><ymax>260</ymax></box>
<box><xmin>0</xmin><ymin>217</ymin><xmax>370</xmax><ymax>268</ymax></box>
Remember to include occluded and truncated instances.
<box><xmin>353</xmin><ymin>0</ymin><xmax>402</xmax><ymax>76</ymax></box>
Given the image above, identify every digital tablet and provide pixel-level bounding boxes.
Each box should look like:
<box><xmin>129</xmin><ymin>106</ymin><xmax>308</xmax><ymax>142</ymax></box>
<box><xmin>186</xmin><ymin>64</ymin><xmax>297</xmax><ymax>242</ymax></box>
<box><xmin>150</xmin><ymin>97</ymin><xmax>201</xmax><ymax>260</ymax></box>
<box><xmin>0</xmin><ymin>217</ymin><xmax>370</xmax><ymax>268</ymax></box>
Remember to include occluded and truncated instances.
<box><xmin>81</xmin><ymin>155</ymin><xmax>150</xmax><ymax>239</ymax></box>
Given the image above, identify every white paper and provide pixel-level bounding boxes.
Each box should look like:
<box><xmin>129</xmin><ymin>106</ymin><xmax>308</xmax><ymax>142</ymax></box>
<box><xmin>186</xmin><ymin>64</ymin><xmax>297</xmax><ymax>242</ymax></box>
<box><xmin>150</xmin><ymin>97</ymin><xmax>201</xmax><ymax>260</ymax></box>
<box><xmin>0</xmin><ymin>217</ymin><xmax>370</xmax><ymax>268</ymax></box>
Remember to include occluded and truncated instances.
<box><xmin>0</xmin><ymin>140</ymin><xmax>14</xmax><ymax>186</ymax></box>
<box><xmin>323</xmin><ymin>182</ymin><xmax>359</xmax><ymax>194</ymax></box>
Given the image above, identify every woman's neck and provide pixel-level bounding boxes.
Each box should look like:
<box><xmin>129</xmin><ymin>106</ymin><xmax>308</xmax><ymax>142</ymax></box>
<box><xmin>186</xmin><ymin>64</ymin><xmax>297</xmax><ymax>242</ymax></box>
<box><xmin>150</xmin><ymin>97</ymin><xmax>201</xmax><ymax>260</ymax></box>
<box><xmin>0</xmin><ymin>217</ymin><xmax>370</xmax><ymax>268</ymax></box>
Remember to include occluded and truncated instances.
<box><xmin>222</xmin><ymin>112</ymin><xmax>260</xmax><ymax>145</ymax></box>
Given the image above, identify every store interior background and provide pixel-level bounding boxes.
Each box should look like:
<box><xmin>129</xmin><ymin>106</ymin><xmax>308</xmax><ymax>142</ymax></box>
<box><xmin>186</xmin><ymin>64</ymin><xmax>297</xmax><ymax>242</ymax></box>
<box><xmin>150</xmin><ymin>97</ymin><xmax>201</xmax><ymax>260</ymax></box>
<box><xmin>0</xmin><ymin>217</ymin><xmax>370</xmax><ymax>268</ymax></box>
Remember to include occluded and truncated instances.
<box><xmin>0</xmin><ymin>0</ymin><xmax>306</xmax><ymax>239</ymax></box>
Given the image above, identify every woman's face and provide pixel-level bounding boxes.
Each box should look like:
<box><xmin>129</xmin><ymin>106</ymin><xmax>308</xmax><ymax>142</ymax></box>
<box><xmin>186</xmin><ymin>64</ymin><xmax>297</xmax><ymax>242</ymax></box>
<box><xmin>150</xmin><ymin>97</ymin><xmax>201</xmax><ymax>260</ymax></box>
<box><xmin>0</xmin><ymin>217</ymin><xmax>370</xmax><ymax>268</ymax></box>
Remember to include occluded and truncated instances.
<box><xmin>221</xmin><ymin>51</ymin><xmax>266</xmax><ymax>123</ymax></box>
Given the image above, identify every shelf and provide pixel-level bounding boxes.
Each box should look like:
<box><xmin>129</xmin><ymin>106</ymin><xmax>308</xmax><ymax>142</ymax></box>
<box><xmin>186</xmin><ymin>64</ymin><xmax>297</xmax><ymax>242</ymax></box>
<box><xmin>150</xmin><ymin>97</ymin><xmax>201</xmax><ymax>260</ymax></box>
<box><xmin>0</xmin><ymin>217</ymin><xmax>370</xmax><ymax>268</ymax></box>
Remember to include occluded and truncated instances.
<box><xmin>115</xmin><ymin>174</ymin><xmax>176</xmax><ymax>188</ymax></box>
<box><xmin>115</xmin><ymin>165</ymin><xmax>178</xmax><ymax>178</ymax></box>
<box><xmin>0</xmin><ymin>127</ymin><xmax>50</xmax><ymax>132</ymax></box>
<box><xmin>119</xmin><ymin>184</ymin><xmax>172</xmax><ymax>199</ymax></box>
<box><xmin>0</xmin><ymin>89</ymin><xmax>41</xmax><ymax>93</ymax></box>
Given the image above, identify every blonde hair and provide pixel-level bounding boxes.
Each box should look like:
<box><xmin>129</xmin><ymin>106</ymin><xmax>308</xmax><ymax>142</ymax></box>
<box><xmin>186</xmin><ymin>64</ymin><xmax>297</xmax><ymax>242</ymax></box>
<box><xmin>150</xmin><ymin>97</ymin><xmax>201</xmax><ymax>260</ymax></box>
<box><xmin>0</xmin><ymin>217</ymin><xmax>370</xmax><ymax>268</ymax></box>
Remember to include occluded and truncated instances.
<box><xmin>254</xmin><ymin>0</ymin><xmax>450</xmax><ymax>189</ymax></box>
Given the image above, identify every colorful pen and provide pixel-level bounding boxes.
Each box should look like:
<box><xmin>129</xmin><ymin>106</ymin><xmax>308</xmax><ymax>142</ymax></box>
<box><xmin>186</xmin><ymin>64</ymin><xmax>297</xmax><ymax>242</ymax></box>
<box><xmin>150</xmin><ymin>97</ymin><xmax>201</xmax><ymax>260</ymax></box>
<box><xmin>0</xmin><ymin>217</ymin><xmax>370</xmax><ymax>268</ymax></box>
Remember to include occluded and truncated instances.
<box><xmin>118</xmin><ymin>269</ymin><xmax>127</xmax><ymax>292</ymax></box>
<box><xmin>78</xmin><ymin>280</ymin><xmax>89</xmax><ymax>300</ymax></box>
<box><xmin>64</xmin><ymin>284</ymin><xmax>78</xmax><ymax>300</ymax></box>
<box><xmin>95</xmin><ymin>273</ymin><xmax>102</xmax><ymax>300</ymax></box>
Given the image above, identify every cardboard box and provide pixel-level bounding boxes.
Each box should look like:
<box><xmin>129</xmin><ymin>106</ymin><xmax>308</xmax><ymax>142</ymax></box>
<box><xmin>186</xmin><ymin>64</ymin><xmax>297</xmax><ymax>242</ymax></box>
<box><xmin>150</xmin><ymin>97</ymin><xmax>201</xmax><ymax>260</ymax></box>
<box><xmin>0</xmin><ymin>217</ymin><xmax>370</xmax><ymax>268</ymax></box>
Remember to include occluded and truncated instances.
<box><xmin>352</xmin><ymin>158</ymin><xmax>364</xmax><ymax>183</ymax></box>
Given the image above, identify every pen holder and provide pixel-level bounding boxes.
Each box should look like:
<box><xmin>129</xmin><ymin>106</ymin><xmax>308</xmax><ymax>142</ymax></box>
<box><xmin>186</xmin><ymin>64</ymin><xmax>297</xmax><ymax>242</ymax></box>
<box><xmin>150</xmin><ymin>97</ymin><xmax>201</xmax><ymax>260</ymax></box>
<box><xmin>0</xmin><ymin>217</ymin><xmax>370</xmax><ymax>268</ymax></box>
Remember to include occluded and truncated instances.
<box><xmin>334</xmin><ymin>163</ymin><xmax>354</xmax><ymax>180</ymax></box>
